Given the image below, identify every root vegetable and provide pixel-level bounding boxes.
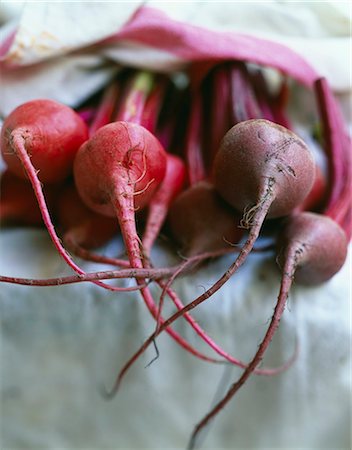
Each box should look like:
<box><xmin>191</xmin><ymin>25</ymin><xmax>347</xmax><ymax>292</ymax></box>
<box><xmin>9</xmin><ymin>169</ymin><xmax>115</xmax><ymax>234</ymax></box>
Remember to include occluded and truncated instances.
<box><xmin>0</xmin><ymin>170</ymin><xmax>55</xmax><ymax>227</ymax></box>
<box><xmin>73</xmin><ymin>121</ymin><xmax>166</xmax><ymax>267</ymax></box>
<box><xmin>168</xmin><ymin>181</ymin><xmax>243</xmax><ymax>257</ymax></box>
<box><xmin>1</xmin><ymin>99</ymin><xmax>88</xmax><ymax>184</ymax></box>
<box><xmin>57</xmin><ymin>184</ymin><xmax>118</xmax><ymax>252</ymax></box>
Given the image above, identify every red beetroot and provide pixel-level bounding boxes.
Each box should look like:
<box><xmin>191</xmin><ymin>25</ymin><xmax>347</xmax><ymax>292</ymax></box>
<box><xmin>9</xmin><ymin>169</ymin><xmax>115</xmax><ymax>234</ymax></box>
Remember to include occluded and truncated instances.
<box><xmin>0</xmin><ymin>99</ymin><xmax>93</xmax><ymax>269</ymax></box>
<box><xmin>73</xmin><ymin>121</ymin><xmax>167</xmax><ymax>268</ymax></box>
<box><xmin>214</xmin><ymin>119</ymin><xmax>314</xmax><ymax>219</ymax></box>
<box><xmin>73</xmin><ymin>72</ymin><xmax>240</xmax><ymax>370</ymax></box>
<box><xmin>1</xmin><ymin>99</ymin><xmax>88</xmax><ymax>184</ymax></box>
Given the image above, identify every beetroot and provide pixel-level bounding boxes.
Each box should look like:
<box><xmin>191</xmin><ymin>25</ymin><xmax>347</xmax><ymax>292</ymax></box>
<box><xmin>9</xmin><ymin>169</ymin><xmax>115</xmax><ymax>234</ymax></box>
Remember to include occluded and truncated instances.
<box><xmin>0</xmin><ymin>170</ymin><xmax>55</xmax><ymax>226</ymax></box>
<box><xmin>214</xmin><ymin>119</ymin><xmax>314</xmax><ymax>218</ymax></box>
<box><xmin>73</xmin><ymin>121</ymin><xmax>166</xmax><ymax>266</ymax></box>
<box><xmin>1</xmin><ymin>99</ymin><xmax>88</xmax><ymax>184</ymax></box>
<box><xmin>57</xmin><ymin>184</ymin><xmax>117</xmax><ymax>252</ymax></box>
<box><xmin>168</xmin><ymin>181</ymin><xmax>244</xmax><ymax>257</ymax></box>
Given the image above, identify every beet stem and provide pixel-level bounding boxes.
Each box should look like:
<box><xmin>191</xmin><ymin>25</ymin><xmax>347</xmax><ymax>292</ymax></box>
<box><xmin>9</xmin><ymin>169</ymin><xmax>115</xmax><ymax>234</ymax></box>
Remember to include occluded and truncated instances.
<box><xmin>186</xmin><ymin>90</ymin><xmax>207</xmax><ymax>185</ymax></box>
<box><xmin>0</xmin><ymin>267</ymin><xmax>174</xmax><ymax>286</ymax></box>
<box><xmin>116</xmin><ymin>71</ymin><xmax>154</xmax><ymax>124</ymax></box>
<box><xmin>108</xmin><ymin>193</ymin><xmax>283</xmax><ymax>391</ymax></box>
<box><xmin>89</xmin><ymin>81</ymin><xmax>120</xmax><ymax>135</ymax></box>
<box><xmin>187</xmin><ymin>253</ymin><xmax>295</xmax><ymax>450</ymax></box>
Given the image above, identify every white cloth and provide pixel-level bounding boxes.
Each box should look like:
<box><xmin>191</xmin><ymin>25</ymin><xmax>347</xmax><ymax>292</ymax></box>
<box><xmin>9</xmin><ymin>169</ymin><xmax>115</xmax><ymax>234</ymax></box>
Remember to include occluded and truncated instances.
<box><xmin>0</xmin><ymin>2</ymin><xmax>351</xmax><ymax>449</ymax></box>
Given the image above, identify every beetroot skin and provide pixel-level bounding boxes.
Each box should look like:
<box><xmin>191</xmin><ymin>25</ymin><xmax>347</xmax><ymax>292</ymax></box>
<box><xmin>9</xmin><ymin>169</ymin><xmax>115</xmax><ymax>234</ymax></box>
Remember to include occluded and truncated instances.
<box><xmin>214</xmin><ymin>119</ymin><xmax>315</xmax><ymax>218</ymax></box>
<box><xmin>1</xmin><ymin>99</ymin><xmax>88</xmax><ymax>184</ymax></box>
<box><xmin>74</xmin><ymin>121</ymin><xmax>166</xmax><ymax>218</ymax></box>
<box><xmin>168</xmin><ymin>181</ymin><xmax>243</xmax><ymax>256</ymax></box>
<box><xmin>277</xmin><ymin>212</ymin><xmax>348</xmax><ymax>285</ymax></box>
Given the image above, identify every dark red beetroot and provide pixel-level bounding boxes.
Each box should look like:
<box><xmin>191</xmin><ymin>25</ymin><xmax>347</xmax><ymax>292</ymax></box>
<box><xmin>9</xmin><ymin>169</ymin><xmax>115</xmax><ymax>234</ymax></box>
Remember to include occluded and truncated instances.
<box><xmin>187</xmin><ymin>212</ymin><xmax>348</xmax><ymax>448</ymax></box>
<box><xmin>214</xmin><ymin>119</ymin><xmax>314</xmax><ymax>219</ymax></box>
<box><xmin>0</xmin><ymin>170</ymin><xmax>56</xmax><ymax>226</ymax></box>
<box><xmin>277</xmin><ymin>212</ymin><xmax>348</xmax><ymax>284</ymax></box>
<box><xmin>1</xmin><ymin>99</ymin><xmax>88</xmax><ymax>184</ymax></box>
<box><xmin>57</xmin><ymin>184</ymin><xmax>118</xmax><ymax>252</ymax></box>
<box><xmin>168</xmin><ymin>181</ymin><xmax>244</xmax><ymax>257</ymax></box>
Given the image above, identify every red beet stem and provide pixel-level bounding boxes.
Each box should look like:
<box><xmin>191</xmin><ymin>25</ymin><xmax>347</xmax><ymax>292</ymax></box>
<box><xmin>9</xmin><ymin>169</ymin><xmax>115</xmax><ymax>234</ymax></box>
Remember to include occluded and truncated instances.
<box><xmin>77</xmin><ymin>107</ymin><xmax>95</xmax><ymax>126</ymax></box>
<box><xmin>315</xmin><ymin>78</ymin><xmax>352</xmax><ymax>239</ymax></box>
<box><xmin>63</xmin><ymin>232</ymin><xmax>130</xmax><ymax>268</ymax></box>
<box><xmin>187</xmin><ymin>253</ymin><xmax>294</xmax><ymax>450</ymax></box>
<box><xmin>249</xmin><ymin>69</ymin><xmax>275</xmax><ymax>122</ymax></box>
<box><xmin>142</xmin><ymin>155</ymin><xmax>186</xmax><ymax>256</ymax></box>
<box><xmin>9</xmin><ymin>132</ymin><xmax>120</xmax><ymax>292</ymax></box>
<box><xmin>315</xmin><ymin>78</ymin><xmax>346</xmax><ymax>209</ymax></box>
<box><xmin>205</xmin><ymin>64</ymin><xmax>231</xmax><ymax>168</ymax></box>
<box><xmin>107</xmin><ymin>196</ymin><xmax>276</xmax><ymax>392</ymax></box>
<box><xmin>0</xmin><ymin>266</ymin><xmax>175</xmax><ymax>286</ymax></box>
<box><xmin>89</xmin><ymin>80</ymin><xmax>121</xmax><ymax>135</ymax></box>
<box><xmin>116</xmin><ymin>71</ymin><xmax>154</xmax><ymax>124</ymax></box>
<box><xmin>140</xmin><ymin>76</ymin><xmax>168</xmax><ymax>133</ymax></box>
<box><xmin>230</xmin><ymin>62</ymin><xmax>251</xmax><ymax>123</ymax></box>
<box><xmin>156</xmin><ymin>277</ymin><xmax>297</xmax><ymax>375</ymax></box>
<box><xmin>185</xmin><ymin>89</ymin><xmax>207</xmax><ymax>185</ymax></box>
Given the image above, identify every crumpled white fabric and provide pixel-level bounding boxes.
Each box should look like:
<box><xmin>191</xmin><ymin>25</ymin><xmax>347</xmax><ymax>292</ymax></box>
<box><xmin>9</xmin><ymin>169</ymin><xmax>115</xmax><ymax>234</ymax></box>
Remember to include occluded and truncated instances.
<box><xmin>0</xmin><ymin>3</ymin><xmax>351</xmax><ymax>450</ymax></box>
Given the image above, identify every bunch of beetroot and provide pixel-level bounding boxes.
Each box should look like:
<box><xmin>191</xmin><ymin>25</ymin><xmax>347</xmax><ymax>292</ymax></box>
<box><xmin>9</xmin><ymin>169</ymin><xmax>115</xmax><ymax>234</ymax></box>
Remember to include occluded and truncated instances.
<box><xmin>0</xmin><ymin>59</ymin><xmax>350</xmax><ymax>448</ymax></box>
